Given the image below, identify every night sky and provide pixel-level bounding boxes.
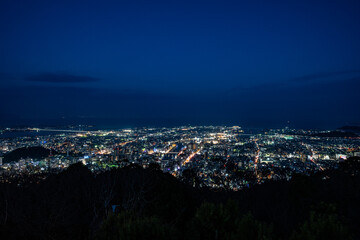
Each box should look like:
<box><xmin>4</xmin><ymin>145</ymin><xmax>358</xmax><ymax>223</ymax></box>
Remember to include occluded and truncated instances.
<box><xmin>1</xmin><ymin>0</ymin><xmax>359</xmax><ymax>129</ymax></box>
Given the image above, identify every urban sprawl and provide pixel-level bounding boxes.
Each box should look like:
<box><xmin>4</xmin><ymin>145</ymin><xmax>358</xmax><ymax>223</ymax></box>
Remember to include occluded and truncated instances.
<box><xmin>1</xmin><ymin>126</ymin><xmax>359</xmax><ymax>189</ymax></box>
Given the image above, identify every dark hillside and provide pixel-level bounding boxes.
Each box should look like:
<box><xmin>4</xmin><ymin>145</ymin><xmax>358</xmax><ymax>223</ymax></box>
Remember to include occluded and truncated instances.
<box><xmin>3</xmin><ymin>146</ymin><xmax>52</xmax><ymax>163</ymax></box>
<box><xmin>0</xmin><ymin>158</ymin><xmax>359</xmax><ymax>239</ymax></box>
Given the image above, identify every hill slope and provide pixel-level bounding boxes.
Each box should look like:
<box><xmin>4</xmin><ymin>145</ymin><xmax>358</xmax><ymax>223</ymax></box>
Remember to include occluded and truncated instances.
<box><xmin>3</xmin><ymin>146</ymin><xmax>51</xmax><ymax>163</ymax></box>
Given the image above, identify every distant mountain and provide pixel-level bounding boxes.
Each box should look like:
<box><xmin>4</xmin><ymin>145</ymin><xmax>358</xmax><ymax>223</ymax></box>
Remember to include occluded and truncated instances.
<box><xmin>312</xmin><ymin>131</ymin><xmax>358</xmax><ymax>138</ymax></box>
<box><xmin>338</xmin><ymin>126</ymin><xmax>360</xmax><ymax>133</ymax></box>
<box><xmin>3</xmin><ymin>146</ymin><xmax>52</xmax><ymax>163</ymax></box>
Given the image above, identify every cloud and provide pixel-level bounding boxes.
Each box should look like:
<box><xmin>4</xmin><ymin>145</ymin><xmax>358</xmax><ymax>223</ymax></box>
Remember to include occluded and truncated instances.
<box><xmin>292</xmin><ymin>70</ymin><xmax>360</xmax><ymax>82</ymax></box>
<box><xmin>26</xmin><ymin>73</ymin><xmax>100</xmax><ymax>83</ymax></box>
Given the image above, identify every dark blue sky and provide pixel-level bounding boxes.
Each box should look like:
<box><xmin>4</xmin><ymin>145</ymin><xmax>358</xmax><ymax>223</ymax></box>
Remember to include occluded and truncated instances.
<box><xmin>1</xmin><ymin>0</ymin><xmax>359</xmax><ymax>128</ymax></box>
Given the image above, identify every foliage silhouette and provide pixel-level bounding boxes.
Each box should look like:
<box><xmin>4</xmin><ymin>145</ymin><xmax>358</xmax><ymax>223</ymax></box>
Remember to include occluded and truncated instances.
<box><xmin>0</xmin><ymin>162</ymin><xmax>359</xmax><ymax>240</ymax></box>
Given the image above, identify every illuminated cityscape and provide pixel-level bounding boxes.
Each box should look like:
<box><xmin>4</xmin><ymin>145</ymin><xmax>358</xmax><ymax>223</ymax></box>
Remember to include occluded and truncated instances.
<box><xmin>1</xmin><ymin>126</ymin><xmax>359</xmax><ymax>188</ymax></box>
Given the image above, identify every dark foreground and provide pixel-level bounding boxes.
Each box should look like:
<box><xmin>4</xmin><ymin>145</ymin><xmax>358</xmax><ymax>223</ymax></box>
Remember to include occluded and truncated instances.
<box><xmin>1</xmin><ymin>158</ymin><xmax>360</xmax><ymax>240</ymax></box>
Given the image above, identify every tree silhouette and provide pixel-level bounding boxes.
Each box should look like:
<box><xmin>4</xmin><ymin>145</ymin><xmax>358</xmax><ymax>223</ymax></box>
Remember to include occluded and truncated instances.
<box><xmin>95</xmin><ymin>211</ymin><xmax>178</xmax><ymax>240</ymax></box>
<box><xmin>291</xmin><ymin>203</ymin><xmax>352</xmax><ymax>240</ymax></box>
